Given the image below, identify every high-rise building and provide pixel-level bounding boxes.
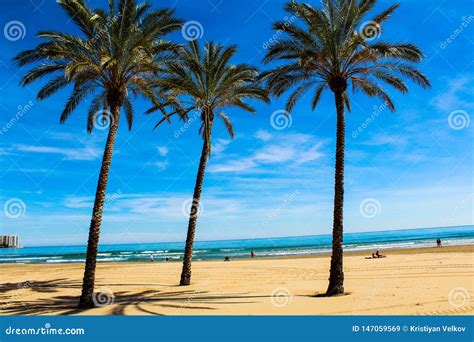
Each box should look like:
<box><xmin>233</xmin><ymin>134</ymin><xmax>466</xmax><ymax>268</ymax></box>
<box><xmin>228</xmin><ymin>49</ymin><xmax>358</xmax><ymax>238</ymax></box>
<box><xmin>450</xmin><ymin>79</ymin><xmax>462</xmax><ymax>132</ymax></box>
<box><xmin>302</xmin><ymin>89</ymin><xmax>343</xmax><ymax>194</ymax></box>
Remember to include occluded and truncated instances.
<box><xmin>0</xmin><ymin>235</ymin><xmax>19</xmax><ymax>248</ymax></box>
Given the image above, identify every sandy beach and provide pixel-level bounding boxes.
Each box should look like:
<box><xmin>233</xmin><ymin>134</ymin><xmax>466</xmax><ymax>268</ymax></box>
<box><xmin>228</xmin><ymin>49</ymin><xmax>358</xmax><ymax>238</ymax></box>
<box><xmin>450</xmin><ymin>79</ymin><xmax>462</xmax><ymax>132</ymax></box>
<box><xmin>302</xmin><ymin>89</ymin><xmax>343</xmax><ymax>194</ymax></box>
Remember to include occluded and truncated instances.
<box><xmin>1</xmin><ymin>245</ymin><xmax>472</xmax><ymax>316</ymax></box>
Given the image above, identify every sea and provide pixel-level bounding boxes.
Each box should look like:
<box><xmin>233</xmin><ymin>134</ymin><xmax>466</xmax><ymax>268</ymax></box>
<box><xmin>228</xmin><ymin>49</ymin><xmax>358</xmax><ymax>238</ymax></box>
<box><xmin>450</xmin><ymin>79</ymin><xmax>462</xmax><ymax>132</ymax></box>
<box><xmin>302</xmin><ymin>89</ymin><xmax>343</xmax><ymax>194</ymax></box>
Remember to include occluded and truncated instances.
<box><xmin>0</xmin><ymin>225</ymin><xmax>472</xmax><ymax>264</ymax></box>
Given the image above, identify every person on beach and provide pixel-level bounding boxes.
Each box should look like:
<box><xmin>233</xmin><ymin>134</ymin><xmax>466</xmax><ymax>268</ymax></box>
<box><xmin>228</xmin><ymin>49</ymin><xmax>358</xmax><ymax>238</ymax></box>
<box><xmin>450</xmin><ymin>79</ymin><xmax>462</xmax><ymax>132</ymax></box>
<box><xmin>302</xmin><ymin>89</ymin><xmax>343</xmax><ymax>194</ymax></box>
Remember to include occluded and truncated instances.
<box><xmin>251</xmin><ymin>251</ymin><xmax>255</xmax><ymax>258</ymax></box>
<box><xmin>375</xmin><ymin>250</ymin><xmax>385</xmax><ymax>258</ymax></box>
<box><xmin>224</xmin><ymin>256</ymin><xmax>230</xmax><ymax>262</ymax></box>
<box><xmin>150</xmin><ymin>254</ymin><xmax>154</xmax><ymax>262</ymax></box>
<box><xmin>367</xmin><ymin>251</ymin><xmax>386</xmax><ymax>259</ymax></box>
<box><xmin>436</xmin><ymin>238</ymin><xmax>442</xmax><ymax>247</ymax></box>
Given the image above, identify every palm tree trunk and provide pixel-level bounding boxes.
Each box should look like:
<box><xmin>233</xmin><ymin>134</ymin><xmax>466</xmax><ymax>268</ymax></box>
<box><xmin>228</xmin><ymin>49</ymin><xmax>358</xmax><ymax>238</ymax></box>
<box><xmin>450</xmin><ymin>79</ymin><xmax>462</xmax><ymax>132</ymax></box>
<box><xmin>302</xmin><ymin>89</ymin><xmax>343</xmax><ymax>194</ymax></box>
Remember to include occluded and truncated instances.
<box><xmin>78</xmin><ymin>107</ymin><xmax>120</xmax><ymax>308</ymax></box>
<box><xmin>326</xmin><ymin>89</ymin><xmax>345</xmax><ymax>296</ymax></box>
<box><xmin>180</xmin><ymin>140</ymin><xmax>209</xmax><ymax>286</ymax></box>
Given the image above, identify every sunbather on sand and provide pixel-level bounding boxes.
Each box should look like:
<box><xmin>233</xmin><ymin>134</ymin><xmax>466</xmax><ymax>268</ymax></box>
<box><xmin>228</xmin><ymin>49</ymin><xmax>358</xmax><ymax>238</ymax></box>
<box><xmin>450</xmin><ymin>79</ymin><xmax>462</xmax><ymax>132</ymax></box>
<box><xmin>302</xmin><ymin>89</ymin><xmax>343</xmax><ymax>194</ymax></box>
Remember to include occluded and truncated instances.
<box><xmin>366</xmin><ymin>250</ymin><xmax>386</xmax><ymax>259</ymax></box>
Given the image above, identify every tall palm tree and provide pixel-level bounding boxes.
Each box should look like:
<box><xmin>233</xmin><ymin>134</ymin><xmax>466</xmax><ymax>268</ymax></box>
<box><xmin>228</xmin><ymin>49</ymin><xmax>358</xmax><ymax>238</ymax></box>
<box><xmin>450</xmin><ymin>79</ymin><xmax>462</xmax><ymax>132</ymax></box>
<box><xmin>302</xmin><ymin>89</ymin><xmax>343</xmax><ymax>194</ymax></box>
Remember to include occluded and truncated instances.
<box><xmin>14</xmin><ymin>0</ymin><xmax>182</xmax><ymax>308</ymax></box>
<box><xmin>149</xmin><ymin>41</ymin><xmax>269</xmax><ymax>285</ymax></box>
<box><xmin>260</xmin><ymin>0</ymin><xmax>430</xmax><ymax>296</ymax></box>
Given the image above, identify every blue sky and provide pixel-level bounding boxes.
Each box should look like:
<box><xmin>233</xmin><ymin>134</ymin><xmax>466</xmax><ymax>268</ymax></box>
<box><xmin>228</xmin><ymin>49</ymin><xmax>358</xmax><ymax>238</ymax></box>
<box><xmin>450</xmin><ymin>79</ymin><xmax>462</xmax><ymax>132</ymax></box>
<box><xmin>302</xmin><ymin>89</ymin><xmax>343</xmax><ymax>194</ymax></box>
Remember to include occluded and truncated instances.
<box><xmin>0</xmin><ymin>0</ymin><xmax>473</xmax><ymax>246</ymax></box>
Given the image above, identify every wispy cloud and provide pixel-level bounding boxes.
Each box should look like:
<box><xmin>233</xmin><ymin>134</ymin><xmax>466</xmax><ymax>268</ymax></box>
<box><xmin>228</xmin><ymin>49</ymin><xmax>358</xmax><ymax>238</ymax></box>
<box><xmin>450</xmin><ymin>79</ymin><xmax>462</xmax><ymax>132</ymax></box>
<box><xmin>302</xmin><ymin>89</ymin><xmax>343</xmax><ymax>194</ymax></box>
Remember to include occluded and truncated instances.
<box><xmin>431</xmin><ymin>76</ymin><xmax>474</xmax><ymax>112</ymax></box>
<box><xmin>64</xmin><ymin>196</ymin><xmax>92</xmax><ymax>209</ymax></box>
<box><xmin>212</xmin><ymin>139</ymin><xmax>231</xmax><ymax>155</ymax></box>
<box><xmin>15</xmin><ymin>144</ymin><xmax>101</xmax><ymax>160</ymax></box>
<box><xmin>209</xmin><ymin>159</ymin><xmax>257</xmax><ymax>173</ymax></box>
<box><xmin>154</xmin><ymin>161</ymin><xmax>168</xmax><ymax>171</ymax></box>
<box><xmin>361</xmin><ymin>133</ymin><xmax>408</xmax><ymax>147</ymax></box>
<box><xmin>255</xmin><ymin>130</ymin><xmax>272</xmax><ymax>142</ymax></box>
<box><xmin>156</xmin><ymin>146</ymin><xmax>169</xmax><ymax>156</ymax></box>
<box><xmin>209</xmin><ymin>130</ymin><xmax>325</xmax><ymax>173</ymax></box>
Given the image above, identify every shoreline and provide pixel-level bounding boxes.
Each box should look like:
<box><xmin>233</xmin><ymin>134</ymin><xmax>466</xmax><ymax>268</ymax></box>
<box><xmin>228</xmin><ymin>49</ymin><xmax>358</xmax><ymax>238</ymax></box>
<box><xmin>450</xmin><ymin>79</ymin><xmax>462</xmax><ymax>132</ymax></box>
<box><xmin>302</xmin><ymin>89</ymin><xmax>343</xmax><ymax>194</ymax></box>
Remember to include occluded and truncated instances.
<box><xmin>0</xmin><ymin>244</ymin><xmax>472</xmax><ymax>266</ymax></box>
<box><xmin>220</xmin><ymin>244</ymin><xmax>474</xmax><ymax>262</ymax></box>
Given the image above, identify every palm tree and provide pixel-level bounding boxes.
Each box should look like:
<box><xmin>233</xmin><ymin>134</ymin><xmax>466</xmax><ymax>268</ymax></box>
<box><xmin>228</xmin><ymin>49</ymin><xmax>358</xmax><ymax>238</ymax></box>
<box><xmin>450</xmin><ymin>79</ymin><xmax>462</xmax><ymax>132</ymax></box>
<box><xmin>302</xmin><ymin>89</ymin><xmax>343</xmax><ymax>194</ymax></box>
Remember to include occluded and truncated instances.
<box><xmin>13</xmin><ymin>0</ymin><xmax>182</xmax><ymax>308</ymax></box>
<box><xmin>260</xmin><ymin>0</ymin><xmax>430</xmax><ymax>296</ymax></box>
<box><xmin>149</xmin><ymin>41</ymin><xmax>269</xmax><ymax>285</ymax></box>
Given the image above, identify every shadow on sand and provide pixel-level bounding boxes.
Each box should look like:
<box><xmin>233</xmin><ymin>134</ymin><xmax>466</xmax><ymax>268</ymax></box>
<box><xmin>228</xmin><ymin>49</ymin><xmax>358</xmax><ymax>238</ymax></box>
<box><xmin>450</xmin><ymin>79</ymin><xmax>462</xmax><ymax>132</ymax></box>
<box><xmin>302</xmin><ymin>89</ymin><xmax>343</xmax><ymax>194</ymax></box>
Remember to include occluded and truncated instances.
<box><xmin>0</xmin><ymin>278</ymin><xmax>288</xmax><ymax>315</ymax></box>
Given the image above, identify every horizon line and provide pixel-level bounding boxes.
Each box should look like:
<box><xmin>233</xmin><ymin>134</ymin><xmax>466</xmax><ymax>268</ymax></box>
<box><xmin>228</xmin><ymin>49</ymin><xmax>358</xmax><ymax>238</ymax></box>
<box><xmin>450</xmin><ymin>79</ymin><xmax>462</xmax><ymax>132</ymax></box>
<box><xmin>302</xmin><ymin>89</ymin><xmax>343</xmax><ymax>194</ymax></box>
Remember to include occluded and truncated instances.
<box><xmin>17</xmin><ymin>224</ymin><xmax>474</xmax><ymax>248</ymax></box>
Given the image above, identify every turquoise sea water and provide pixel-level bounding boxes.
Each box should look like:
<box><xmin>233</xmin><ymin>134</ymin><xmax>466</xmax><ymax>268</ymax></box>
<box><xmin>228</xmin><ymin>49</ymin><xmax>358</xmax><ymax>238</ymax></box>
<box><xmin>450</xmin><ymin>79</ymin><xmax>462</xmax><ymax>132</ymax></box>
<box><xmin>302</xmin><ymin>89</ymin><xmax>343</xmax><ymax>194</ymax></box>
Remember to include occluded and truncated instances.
<box><xmin>0</xmin><ymin>225</ymin><xmax>472</xmax><ymax>264</ymax></box>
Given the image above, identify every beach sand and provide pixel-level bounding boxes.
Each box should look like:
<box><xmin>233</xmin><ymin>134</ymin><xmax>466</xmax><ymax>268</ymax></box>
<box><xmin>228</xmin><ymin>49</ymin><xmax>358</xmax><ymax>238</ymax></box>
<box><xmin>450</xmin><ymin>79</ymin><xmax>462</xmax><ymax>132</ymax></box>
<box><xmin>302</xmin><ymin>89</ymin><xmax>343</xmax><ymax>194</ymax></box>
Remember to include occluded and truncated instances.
<box><xmin>1</xmin><ymin>245</ymin><xmax>472</xmax><ymax>315</ymax></box>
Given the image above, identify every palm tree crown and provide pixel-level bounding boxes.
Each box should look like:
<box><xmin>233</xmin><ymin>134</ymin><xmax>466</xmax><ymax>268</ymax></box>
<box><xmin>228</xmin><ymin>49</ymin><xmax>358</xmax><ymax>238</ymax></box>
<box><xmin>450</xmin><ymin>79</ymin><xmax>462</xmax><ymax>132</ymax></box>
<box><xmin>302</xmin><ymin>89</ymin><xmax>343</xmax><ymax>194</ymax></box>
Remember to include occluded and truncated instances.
<box><xmin>260</xmin><ymin>0</ymin><xmax>430</xmax><ymax>112</ymax></box>
<box><xmin>14</xmin><ymin>0</ymin><xmax>182</xmax><ymax>131</ymax></box>
<box><xmin>151</xmin><ymin>40</ymin><xmax>270</xmax><ymax>152</ymax></box>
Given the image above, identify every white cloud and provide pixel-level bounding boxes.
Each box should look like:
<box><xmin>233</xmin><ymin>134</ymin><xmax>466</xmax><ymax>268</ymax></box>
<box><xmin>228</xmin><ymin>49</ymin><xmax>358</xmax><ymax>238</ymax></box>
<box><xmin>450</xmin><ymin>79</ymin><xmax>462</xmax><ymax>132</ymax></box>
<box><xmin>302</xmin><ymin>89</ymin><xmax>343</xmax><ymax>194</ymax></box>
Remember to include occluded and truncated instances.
<box><xmin>362</xmin><ymin>133</ymin><xmax>408</xmax><ymax>147</ymax></box>
<box><xmin>64</xmin><ymin>196</ymin><xmax>93</xmax><ymax>209</ymax></box>
<box><xmin>0</xmin><ymin>147</ymin><xmax>12</xmax><ymax>156</ymax></box>
<box><xmin>254</xmin><ymin>146</ymin><xmax>295</xmax><ymax>163</ymax></box>
<box><xmin>255</xmin><ymin>130</ymin><xmax>273</xmax><ymax>142</ymax></box>
<box><xmin>15</xmin><ymin>144</ymin><xmax>101</xmax><ymax>160</ymax></box>
<box><xmin>295</xmin><ymin>143</ymin><xmax>325</xmax><ymax>164</ymax></box>
<box><xmin>431</xmin><ymin>76</ymin><xmax>474</xmax><ymax>112</ymax></box>
<box><xmin>212</xmin><ymin>139</ymin><xmax>231</xmax><ymax>155</ymax></box>
<box><xmin>208</xmin><ymin>159</ymin><xmax>257</xmax><ymax>173</ymax></box>
<box><xmin>209</xmin><ymin>131</ymin><xmax>325</xmax><ymax>173</ymax></box>
<box><xmin>156</xmin><ymin>146</ymin><xmax>169</xmax><ymax>156</ymax></box>
<box><xmin>154</xmin><ymin>161</ymin><xmax>168</xmax><ymax>171</ymax></box>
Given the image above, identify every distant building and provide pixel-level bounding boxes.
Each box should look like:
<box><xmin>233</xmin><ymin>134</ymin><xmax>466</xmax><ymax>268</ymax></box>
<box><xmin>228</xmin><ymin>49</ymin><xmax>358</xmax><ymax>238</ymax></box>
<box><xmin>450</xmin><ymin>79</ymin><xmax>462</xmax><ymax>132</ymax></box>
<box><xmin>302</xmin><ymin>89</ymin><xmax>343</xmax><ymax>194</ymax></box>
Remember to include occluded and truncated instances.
<box><xmin>0</xmin><ymin>235</ymin><xmax>19</xmax><ymax>248</ymax></box>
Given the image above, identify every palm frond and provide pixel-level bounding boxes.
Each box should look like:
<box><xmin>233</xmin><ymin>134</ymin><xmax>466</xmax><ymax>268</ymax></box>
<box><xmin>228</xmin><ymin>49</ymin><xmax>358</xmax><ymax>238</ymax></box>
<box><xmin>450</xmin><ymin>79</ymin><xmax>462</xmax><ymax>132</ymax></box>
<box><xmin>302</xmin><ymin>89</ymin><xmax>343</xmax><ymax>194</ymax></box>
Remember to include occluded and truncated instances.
<box><xmin>217</xmin><ymin>112</ymin><xmax>235</xmax><ymax>139</ymax></box>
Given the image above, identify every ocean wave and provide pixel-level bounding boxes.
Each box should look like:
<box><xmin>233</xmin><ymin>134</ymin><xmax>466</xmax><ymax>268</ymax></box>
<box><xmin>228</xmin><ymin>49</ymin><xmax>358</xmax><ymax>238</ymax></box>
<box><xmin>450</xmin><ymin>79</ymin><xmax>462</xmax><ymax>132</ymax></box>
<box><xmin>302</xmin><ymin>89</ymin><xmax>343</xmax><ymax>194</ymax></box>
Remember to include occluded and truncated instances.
<box><xmin>46</xmin><ymin>259</ymin><xmax>84</xmax><ymax>263</ymax></box>
<box><xmin>98</xmin><ymin>257</ymin><xmax>126</xmax><ymax>262</ymax></box>
<box><xmin>1</xmin><ymin>227</ymin><xmax>473</xmax><ymax>264</ymax></box>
